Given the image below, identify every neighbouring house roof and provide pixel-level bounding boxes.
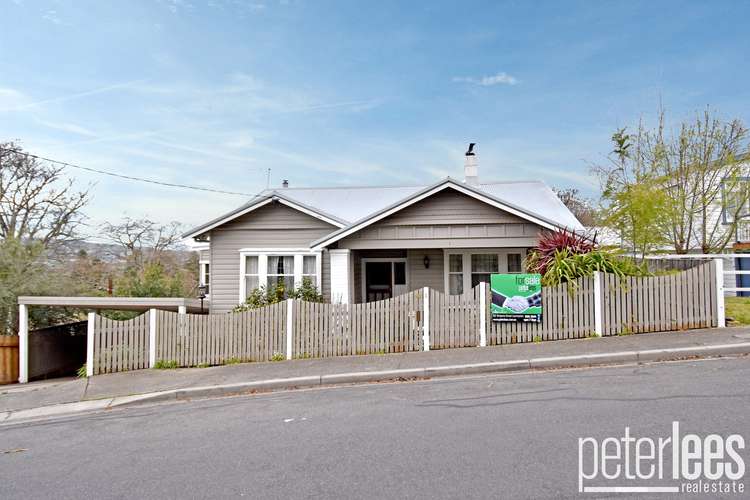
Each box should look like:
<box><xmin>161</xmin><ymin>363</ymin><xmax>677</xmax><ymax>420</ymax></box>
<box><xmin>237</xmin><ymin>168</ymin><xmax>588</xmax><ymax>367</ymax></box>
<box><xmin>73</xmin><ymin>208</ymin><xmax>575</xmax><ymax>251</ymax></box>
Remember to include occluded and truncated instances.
<box><xmin>183</xmin><ymin>177</ymin><xmax>584</xmax><ymax>242</ymax></box>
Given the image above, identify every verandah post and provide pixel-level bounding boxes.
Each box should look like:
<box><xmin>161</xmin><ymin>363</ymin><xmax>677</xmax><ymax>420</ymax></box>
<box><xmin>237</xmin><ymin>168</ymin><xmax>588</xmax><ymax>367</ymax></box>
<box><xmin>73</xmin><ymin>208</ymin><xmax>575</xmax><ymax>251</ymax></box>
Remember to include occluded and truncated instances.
<box><xmin>593</xmin><ymin>271</ymin><xmax>603</xmax><ymax>337</ymax></box>
<box><xmin>86</xmin><ymin>312</ymin><xmax>95</xmax><ymax>377</ymax></box>
<box><xmin>286</xmin><ymin>299</ymin><xmax>293</xmax><ymax>360</ymax></box>
<box><xmin>422</xmin><ymin>287</ymin><xmax>430</xmax><ymax>351</ymax></box>
<box><xmin>479</xmin><ymin>281</ymin><xmax>487</xmax><ymax>347</ymax></box>
<box><xmin>715</xmin><ymin>258</ymin><xmax>726</xmax><ymax>328</ymax></box>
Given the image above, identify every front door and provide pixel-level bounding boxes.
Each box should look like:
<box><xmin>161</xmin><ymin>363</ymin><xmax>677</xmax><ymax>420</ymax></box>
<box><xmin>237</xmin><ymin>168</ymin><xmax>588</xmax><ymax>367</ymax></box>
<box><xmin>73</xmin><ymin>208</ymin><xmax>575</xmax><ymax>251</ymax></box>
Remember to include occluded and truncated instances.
<box><xmin>364</xmin><ymin>260</ymin><xmax>408</xmax><ymax>302</ymax></box>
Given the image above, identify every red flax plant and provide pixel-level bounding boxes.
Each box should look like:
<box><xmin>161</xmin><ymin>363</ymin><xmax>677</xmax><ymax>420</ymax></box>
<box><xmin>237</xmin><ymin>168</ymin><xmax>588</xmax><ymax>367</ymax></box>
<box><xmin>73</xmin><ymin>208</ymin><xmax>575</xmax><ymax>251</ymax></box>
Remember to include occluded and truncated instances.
<box><xmin>526</xmin><ymin>229</ymin><xmax>596</xmax><ymax>275</ymax></box>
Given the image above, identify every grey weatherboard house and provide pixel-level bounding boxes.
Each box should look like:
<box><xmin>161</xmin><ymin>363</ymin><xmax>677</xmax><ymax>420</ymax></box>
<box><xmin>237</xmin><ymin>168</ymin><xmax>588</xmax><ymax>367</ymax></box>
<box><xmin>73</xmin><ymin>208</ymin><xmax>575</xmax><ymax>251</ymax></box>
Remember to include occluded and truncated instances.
<box><xmin>184</xmin><ymin>150</ymin><xmax>584</xmax><ymax>313</ymax></box>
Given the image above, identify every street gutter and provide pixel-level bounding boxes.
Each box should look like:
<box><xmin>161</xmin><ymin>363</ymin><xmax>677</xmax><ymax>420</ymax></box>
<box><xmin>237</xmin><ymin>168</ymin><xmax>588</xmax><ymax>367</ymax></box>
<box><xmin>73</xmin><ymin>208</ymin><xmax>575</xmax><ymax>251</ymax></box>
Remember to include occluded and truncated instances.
<box><xmin>2</xmin><ymin>341</ymin><xmax>749</xmax><ymax>425</ymax></box>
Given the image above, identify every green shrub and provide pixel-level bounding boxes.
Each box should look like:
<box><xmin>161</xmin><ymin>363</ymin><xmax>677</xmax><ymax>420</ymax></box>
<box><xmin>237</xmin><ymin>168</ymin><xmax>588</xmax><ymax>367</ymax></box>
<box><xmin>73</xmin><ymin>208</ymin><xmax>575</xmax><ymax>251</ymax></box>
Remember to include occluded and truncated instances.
<box><xmin>234</xmin><ymin>278</ymin><xmax>324</xmax><ymax>311</ymax></box>
<box><xmin>533</xmin><ymin>335</ymin><xmax>542</xmax><ymax>344</ymax></box>
<box><xmin>77</xmin><ymin>364</ymin><xmax>87</xmax><ymax>378</ymax></box>
<box><xmin>270</xmin><ymin>352</ymin><xmax>285</xmax><ymax>362</ymax></box>
<box><xmin>154</xmin><ymin>359</ymin><xmax>179</xmax><ymax>369</ymax></box>
<box><xmin>533</xmin><ymin>248</ymin><xmax>649</xmax><ymax>287</ymax></box>
<box><xmin>223</xmin><ymin>357</ymin><xmax>244</xmax><ymax>365</ymax></box>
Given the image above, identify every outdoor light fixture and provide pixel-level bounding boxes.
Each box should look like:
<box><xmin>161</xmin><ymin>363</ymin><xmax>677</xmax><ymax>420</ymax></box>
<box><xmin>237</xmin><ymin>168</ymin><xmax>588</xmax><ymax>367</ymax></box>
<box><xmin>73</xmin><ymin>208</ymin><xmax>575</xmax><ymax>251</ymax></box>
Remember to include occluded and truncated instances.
<box><xmin>423</xmin><ymin>255</ymin><xmax>430</xmax><ymax>269</ymax></box>
<box><xmin>198</xmin><ymin>285</ymin><xmax>208</xmax><ymax>313</ymax></box>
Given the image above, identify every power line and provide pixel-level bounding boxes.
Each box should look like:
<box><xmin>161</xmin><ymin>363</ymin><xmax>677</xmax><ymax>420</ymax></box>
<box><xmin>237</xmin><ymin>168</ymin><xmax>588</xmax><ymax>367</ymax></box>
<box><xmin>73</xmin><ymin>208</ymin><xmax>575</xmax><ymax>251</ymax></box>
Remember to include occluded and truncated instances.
<box><xmin>0</xmin><ymin>147</ymin><xmax>263</xmax><ymax>197</ymax></box>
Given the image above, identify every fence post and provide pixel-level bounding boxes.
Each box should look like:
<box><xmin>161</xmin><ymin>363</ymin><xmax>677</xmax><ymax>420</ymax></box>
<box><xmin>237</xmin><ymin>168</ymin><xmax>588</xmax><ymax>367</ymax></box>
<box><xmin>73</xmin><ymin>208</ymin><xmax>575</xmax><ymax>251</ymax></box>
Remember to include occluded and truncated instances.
<box><xmin>149</xmin><ymin>308</ymin><xmax>157</xmax><ymax>368</ymax></box>
<box><xmin>86</xmin><ymin>312</ymin><xmax>95</xmax><ymax>377</ymax></box>
<box><xmin>479</xmin><ymin>281</ymin><xmax>487</xmax><ymax>347</ymax></box>
<box><xmin>422</xmin><ymin>287</ymin><xmax>430</xmax><ymax>351</ymax></box>
<box><xmin>715</xmin><ymin>258</ymin><xmax>726</xmax><ymax>328</ymax></box>
<box><xmin>593</xmin><ymin>271</ymin><xmax>603</xmax><ymax>337</ymax></box>
<box><xmin>286</xmin><ymin>300</ymin><xmax>293</xmax><ymax>360</ymax></box>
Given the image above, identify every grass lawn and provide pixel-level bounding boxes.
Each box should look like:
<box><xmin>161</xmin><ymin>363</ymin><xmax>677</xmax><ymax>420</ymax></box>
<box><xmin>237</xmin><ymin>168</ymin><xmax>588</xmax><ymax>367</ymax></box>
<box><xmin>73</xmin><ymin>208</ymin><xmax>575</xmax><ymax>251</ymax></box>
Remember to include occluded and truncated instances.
<box><xmin>725</xmin><ymin>296</ymin><xmax>750</xmax><ymax>325</ymax></box>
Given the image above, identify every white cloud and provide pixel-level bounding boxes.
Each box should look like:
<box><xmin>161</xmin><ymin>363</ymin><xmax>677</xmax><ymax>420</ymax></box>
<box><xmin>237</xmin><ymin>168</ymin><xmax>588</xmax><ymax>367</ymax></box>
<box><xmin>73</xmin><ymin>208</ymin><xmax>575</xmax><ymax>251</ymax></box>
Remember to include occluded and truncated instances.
<box><xmin>452</xmin><ymin>72</ymin><xmax>519</xmax><ymax>86</ymax></box>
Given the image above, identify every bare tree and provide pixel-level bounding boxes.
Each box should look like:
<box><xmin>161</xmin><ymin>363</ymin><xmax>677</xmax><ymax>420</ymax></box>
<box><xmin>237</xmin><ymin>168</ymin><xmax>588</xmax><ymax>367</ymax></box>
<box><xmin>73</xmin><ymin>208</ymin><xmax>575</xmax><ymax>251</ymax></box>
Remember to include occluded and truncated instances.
<box><xmin>0</xmin><ymin>142</ymin><xmax>89</xmax><ymax>246</ymax></box>
<box><xmin>552</xmin><ymin>187</ymin><xmax>597</xmax><ymax>226</ymax></box>
<box><xmin>100</xmin><ymin>217</ymin><xmax>184</xmax><ymax>269</ymax></box>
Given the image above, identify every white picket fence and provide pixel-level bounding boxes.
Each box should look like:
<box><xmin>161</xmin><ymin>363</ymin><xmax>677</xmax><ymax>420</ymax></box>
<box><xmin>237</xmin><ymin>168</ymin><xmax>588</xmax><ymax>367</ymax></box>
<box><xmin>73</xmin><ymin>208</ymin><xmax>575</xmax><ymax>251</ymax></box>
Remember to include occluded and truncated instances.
<box><xmin>88</xmin><ymin>261</ymin><xmax>722</xmax><ymax>375</ymax></box>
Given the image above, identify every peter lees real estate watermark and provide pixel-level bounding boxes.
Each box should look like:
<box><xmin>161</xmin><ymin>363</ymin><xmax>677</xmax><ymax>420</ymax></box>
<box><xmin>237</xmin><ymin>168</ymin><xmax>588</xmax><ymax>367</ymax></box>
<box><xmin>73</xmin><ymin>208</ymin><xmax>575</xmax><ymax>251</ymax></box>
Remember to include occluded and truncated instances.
<box><xmin>578</xmin><ymin>421</ymin><xmax>746</xmax><ymax>494</ymax></box>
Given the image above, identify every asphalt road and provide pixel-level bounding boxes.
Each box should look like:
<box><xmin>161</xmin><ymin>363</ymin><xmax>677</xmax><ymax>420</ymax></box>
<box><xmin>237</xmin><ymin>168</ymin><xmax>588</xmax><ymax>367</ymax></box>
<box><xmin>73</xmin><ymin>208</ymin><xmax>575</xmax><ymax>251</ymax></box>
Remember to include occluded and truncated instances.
<box><xmin>1</xmin><ymin>357</ymin><xmax>749</xmax><ymax>499</ymax></box>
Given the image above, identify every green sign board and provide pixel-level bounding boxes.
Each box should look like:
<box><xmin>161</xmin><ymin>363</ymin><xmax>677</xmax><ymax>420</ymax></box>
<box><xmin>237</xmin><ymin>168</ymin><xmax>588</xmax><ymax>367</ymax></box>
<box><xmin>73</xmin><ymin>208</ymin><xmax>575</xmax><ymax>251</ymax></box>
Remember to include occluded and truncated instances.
<box><xmin>490</xmin><ymin>273</ymin><xmax>542</xmax><ymax>322</ymax></box>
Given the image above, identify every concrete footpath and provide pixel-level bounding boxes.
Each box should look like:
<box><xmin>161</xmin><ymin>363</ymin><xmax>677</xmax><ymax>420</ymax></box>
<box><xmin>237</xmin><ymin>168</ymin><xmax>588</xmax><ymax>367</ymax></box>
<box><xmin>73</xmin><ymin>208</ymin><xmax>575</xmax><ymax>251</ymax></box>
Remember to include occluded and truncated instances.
<box><xmin>2</xmin><ymin>327</ymin><xmax>750</xmax><ymax>423</ymax></box>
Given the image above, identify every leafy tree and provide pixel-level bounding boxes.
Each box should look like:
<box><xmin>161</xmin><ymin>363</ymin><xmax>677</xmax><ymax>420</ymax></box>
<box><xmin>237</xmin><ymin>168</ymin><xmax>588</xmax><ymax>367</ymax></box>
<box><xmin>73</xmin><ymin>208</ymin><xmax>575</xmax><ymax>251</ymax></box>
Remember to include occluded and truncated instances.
<box><xmin>593</xmin><ymin>108</ymin><xmax>749</xmax><ymax>254</ymax></box>
<box><xmin>115</xmin><ymin>262</ymin><xmax>185</xmax><ymax>297</ymax></box>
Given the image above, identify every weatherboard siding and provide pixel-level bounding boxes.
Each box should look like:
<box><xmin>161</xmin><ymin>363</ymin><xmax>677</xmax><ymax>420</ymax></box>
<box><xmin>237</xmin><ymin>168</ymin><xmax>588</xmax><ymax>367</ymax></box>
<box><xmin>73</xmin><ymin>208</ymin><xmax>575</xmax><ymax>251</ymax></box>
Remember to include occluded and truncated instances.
<box><xmin>337</xmin><ymin>189</ymin><xmax>544</xmax><ymax>249</ymax></box>
<box><xmin>209</xmin><ymin>201</ymin><xmax>337</xmax><ymax>313</ymax></box>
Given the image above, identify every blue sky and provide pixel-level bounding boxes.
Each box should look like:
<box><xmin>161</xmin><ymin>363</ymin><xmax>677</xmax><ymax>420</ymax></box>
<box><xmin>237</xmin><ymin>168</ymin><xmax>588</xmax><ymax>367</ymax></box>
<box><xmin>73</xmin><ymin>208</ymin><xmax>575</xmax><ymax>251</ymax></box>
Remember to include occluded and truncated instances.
<box><xmin>2</xmin><ymin>0</ymin><xmax>749</xmax><ymax>235</ymax></box>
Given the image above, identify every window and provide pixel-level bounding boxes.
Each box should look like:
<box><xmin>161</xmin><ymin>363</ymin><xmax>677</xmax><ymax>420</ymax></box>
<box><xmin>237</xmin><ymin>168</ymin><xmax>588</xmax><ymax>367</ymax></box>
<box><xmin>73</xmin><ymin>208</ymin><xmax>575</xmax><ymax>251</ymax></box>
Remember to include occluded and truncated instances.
<box><xmin>200</xmin><ymin>262</ymin><xmax>210</xmax><ymax>294</ymax></box>
<box><xmin>267</xmin><ymin>255</ymin><xmax>295</xmax><ymax>291</ymax></box>
<box><xmin>302</xmin><ymin>255</ymin><xmax>317</xmax><ymax>287</ymax></box>
<box><xmin>471</xmin><ymin>254</ymin><xmax>498</xmax><ymax>288</ymax></box>
<box><xmin>445</xmin><ymin>250</ymin><xmax>528</xmax><ymax>295</ymax></box>
<box><xmin>507</xmin><ymin>254</ymin><xmax>522</xmax><ymax>273</ymax></box>
<box><xmin>244</xmin><ymin>256</ymin><xmax>259</xmax><ymax>298</ymax></box>
<box><xmin>448</xmin><ymin>254</ymin><xmax>463</xmax><ymax>295</ymax></box>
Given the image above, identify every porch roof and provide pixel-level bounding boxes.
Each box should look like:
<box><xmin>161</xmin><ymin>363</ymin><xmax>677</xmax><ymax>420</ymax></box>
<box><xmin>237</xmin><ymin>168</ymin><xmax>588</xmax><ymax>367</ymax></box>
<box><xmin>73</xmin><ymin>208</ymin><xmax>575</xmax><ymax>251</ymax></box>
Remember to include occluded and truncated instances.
<box><xmin>17</xmin><ymin>296</ymin><xmax>207</xmax><ymax>313</ymax></box>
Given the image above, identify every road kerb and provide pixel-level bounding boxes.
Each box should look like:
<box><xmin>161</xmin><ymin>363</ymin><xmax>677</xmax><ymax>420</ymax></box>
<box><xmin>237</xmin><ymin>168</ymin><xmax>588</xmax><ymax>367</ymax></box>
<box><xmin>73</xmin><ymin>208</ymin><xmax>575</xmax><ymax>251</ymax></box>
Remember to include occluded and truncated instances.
<box><xmin>4</xmin><ymin>341</ymin><xmax>750</xmax><ymax>423</ymax></box>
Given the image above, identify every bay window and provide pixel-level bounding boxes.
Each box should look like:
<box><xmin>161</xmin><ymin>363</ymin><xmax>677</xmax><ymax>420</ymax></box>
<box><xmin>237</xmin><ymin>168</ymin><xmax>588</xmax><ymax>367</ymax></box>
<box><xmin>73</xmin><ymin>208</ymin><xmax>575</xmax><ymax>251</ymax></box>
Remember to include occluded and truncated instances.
<box><xmin>239</xmin><ymin>250</ymin><xmax>321</xmax><ymax>301</ymax></box>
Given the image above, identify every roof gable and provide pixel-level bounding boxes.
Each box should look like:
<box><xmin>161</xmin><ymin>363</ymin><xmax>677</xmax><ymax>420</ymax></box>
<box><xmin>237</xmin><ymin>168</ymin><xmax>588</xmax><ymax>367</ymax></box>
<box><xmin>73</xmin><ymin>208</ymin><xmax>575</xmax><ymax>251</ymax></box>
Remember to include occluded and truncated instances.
<box><xmin>311</xmin><ymin>178</ymin><xmax>578</xmax><ymax>250</ymax></box>
<box><xmin>183</xmin><ymin>192</ymin><xmax>346</xmax><ymax>240</ymax></box>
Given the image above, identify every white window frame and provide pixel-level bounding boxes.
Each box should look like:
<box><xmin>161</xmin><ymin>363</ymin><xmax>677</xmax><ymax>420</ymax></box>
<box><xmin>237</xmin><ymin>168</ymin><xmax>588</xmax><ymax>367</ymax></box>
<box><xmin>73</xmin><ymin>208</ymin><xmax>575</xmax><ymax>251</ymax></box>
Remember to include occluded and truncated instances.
<box><xmin>199</xmin><ymin>259</ymin><xmax>210</xmax><ymax>296</ymax></box>
<box><xmin>238</xmin><ymin>248</ymin><xmax>322</xmax><ymax>303</ymax></box>
<box><xmin>443</xmin><ymin>248</ymin><xmax>527</xmax><ymax>295</ymax></box>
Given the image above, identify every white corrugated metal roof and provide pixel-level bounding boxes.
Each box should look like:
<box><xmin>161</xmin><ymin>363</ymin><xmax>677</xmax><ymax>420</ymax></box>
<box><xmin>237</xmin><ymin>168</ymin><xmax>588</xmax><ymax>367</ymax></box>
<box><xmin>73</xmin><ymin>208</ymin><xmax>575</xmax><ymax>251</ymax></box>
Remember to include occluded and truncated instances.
<box><xmin>259</xmin><ymin>180</ymin><xmax>584</xmax><ymax>230</ymax></box>
<box><xmin>184</xmin><ymin>178</ymin><xmax>584</xmax><ymax>239</ymax></box>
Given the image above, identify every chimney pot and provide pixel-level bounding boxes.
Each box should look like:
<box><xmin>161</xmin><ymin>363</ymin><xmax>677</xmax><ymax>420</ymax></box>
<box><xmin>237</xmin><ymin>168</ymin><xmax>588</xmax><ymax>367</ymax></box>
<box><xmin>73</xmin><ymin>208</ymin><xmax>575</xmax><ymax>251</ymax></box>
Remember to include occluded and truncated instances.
<box><xmin>282</xmin><ymin>179</ymin><xmax>289</xmax><ymax>188</ymax></box>
<box><xmin>464</xmin><ymin>143</ymin><xmax>479</xmax><ymax>186</ymax></box>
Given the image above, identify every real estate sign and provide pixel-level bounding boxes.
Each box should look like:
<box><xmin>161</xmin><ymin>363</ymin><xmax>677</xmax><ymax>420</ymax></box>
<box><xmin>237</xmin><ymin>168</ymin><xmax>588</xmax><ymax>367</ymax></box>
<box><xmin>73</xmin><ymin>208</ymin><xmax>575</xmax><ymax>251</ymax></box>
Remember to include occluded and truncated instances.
<box><xmin>490</xmin><ymin>273</ymin><xmax>542</xmax><ymax>322</ymax></box>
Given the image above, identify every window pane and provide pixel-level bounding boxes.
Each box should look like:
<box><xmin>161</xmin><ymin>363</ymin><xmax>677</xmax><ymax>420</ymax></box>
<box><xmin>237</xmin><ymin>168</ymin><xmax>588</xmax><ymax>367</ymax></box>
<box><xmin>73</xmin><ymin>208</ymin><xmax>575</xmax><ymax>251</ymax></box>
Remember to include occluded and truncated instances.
<box><xmin>245</xmin><ymin>276</ymin><xmax>259</xmax><ymax>296</ymax></box>
<box><xmin>268</xmin><ymin>255</ymin><xmax>294</xmax><ymax>275</ymax></box>
<box><xmin>449</xmin><ymin>254</ymin><xmax>463</xmax><ymax>272</ymax></box>
<box><xmin>303</xmin><ymin>275</ymin><xmax>317</xmax><ymax>288</ymax></box>
<box><xmin>449</xmin><ymin>274</ymin><xmax>463</xmax><ymax>295</ymax></box>
<box><xmin>507</xmin><ymin>254</ymin><xmax>522</xmax><ymax>273</ymax></box>
<box><xmin>471</xmin><ymin>254</ymin><xmax>498</xmax><ymax>273</ymax></box>
<box><xmin>393</xmin><ymin>262</ymin><xmax>406</xmax><ymax>285</ymax></box>
<box><xmin>471</xmin><ymin>273</ymin><xmax>491</xmax><ymax>288</ymax></box>
<box><xmin>303</xmin><ymin>255</ymin><xmax>316</xmax><ymax>275</ymax></box>
<box><xmin>267</xmin><ymin>275</ymin><xmax>295</xmax><ymax>293</ymax></box>
<box><xmin>245</xmin><ymin>255</ymin><xmax>258</xmax><ymax>274</ymax></box>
